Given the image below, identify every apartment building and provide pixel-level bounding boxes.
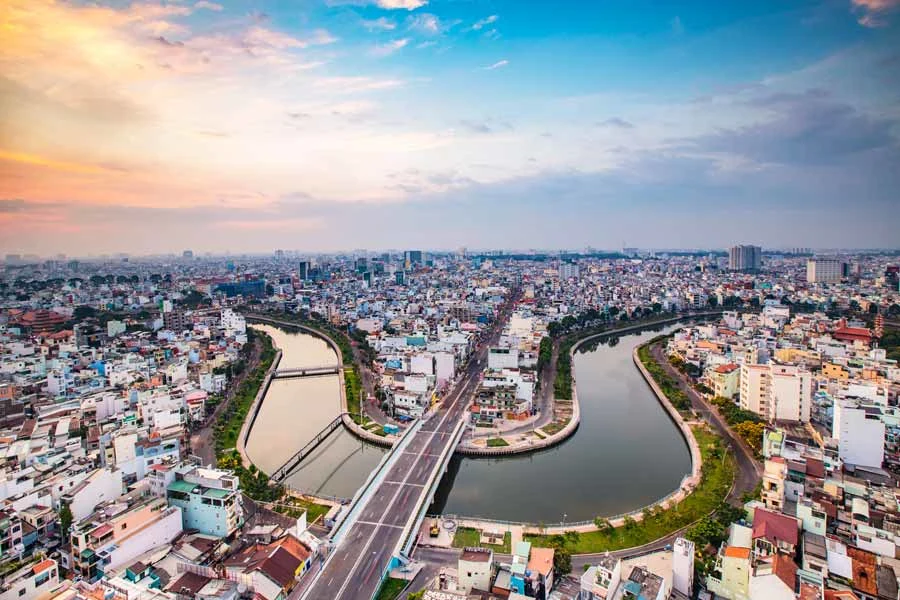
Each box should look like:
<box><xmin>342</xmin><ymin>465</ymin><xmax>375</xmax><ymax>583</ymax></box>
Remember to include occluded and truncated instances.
<box><xmin>69</xmin><ymin>495</ymin><xmax>183</xmax><ymax>581</ymax></box>
<box><xmin>833</xmin><ymin>400</ymin><xmax>885</xmax><ymax>469</ymax></box>
<box><xmin>0</xmin><ymin>558</ymin><xmax>59</xmax><ymax>600</ymax></box>
<box><xmin>165</xmin><ymin>465</ymin><xmax>242</xmax><ymax>538</ymax></box>
<box><xmin>740</xmin><ymin>363</ymin><xmax>811</xmax><ymax>423</ymax></box>
<box><xmin>807</xmin><ymin>258</ymin><xmax>844</xmax><ymax>284</ymax></box>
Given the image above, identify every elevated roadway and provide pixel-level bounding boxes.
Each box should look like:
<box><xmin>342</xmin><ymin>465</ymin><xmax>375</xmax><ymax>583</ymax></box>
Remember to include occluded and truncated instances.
<box><xmin>300</xmin><ymin>295</ymin><xmax>515</xmax><ymax>600</ymax></box>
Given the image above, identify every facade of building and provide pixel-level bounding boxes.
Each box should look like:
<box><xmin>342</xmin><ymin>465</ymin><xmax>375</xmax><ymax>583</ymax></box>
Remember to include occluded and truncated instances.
<box><xmin>166</xmin><ymin>466</ymin><xmax>243</xmax><ymax>538</ymax></box>
<box><xmin>807</xmin><ymin>258</ymin><xmax>844</xmax><ymax>284</ymax></box>
<box><xmin>729</xmin><ymin>245</ymin><xmax>762</xmax><ymax>272</ymax></box>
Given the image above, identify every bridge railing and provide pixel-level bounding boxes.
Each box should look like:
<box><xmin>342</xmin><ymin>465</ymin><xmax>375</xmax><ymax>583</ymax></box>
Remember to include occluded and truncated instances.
<box><xmin>271</xmin><ymin>414</ymin><xmax>348</xmax><ymax>482</ymax></box>
<box><xmin>328</xmin><ymin>417</ymin><xmax>423</xmax><ymax>545</ymax></box>
<box><xmin>396</xmin><ymin>416</ymin><xmax>467</xmax><ymax>560</ymax></box>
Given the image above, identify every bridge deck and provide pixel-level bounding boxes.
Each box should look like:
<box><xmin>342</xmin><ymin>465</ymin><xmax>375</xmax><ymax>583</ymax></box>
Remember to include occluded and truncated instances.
<box><xmin>302</xmin><ymin>369</ymin><xmax>477</xmax><ymax>600</ymax></box>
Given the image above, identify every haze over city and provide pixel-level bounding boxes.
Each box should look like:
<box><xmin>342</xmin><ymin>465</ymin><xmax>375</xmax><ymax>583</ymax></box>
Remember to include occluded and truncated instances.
<box><xmin>2</xmin><ymin>0</ymin><xmax>899</xmax><ymax>255</ymax></box>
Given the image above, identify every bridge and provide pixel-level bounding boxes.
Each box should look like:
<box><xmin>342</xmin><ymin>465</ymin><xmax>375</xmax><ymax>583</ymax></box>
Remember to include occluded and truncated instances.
<box><xmin>271</xmin><ymin>413</ymin><xmax>352</xmax><ymax>483</ymax></box>
<box><xmin>299</xmin><ymin>296</ymin><xmax>514</xmax><ymax>600</ymax></box>
<box><xmin>272</xmin><ymin>365</ymin><xmax>341</xmax><ymax>379</ymax></box>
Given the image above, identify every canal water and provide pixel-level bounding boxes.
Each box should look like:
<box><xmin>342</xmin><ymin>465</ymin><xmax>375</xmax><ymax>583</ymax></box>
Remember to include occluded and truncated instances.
<box><xmin>247</xmin><ymin>323</ymin><xmax>692</xmax><ymax>521</ymax></box>
<box><xmin>245</xmin><ymin>325</ymin><xmax>387</xmax><ymax>499</ymax></box>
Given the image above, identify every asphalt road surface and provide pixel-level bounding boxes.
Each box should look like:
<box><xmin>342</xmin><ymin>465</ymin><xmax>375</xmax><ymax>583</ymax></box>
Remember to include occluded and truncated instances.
<box><xmin>301</xmin><ymin>295</ymin><xmax>517</xmax><ymax>600</ymax></box>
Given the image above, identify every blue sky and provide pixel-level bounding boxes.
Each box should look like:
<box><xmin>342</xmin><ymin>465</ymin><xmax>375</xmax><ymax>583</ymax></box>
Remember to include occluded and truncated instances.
<box><xmin>0</xmin><ymin>0</ymin><xmax>898</xmax><ymax>254</ymax></box>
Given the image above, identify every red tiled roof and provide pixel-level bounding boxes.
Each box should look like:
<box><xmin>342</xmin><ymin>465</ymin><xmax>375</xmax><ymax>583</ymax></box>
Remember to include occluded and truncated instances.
<box><xmin>752</xmin><ymin>508</ymin><xmax>798</xmax><ymax>547</ymax></box>
<box><xmin>773</xmin><ymin>553</ymin><xmax>798</xmax><ymax>591</ymax></box>
<box><xmin>715</xmin><ymin>363</ymin><xmax>739</xmax><ymax>374</ymax></box>
<box><xmin>33</xmin><ymin>559</ymin><xmax>56</xmax><ymax>574</ymax></box>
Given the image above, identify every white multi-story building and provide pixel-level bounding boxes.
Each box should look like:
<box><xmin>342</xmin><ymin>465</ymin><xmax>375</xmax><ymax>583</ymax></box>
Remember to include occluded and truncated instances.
<box><xmin>807</xmin><ymin>258</ymin><xmax>843</xmax><ymax>283</ymax></box>
<box><xmin>833</xmin><ymin>400</ymin><xmax>885</xmax><ymax>468</ymax></box>
<box><xmin>61</xmin><ymin>467</ymin><xmax>124</xmax><ymax>520</ymax></box>
<box><xmin>740</xmin><ymin>364</ymin><xmax>770</xmax><ymax>419</ymax></box>
<box><xmin>740</xmin><ymin>363</ymin><xmax>811</xmax><ymax>423</ymax></box>
<box><xmin>0</xmin><ymin>558</ymin><xmax>58</xmax><ymax>600</ymax></box>
<box><xmin>487</xmin><ymin>347</ymin><xmax>519</xmax><ymax>371</ymax></box>
<box><xmin>769</xmin><ymin>364</ymin><xmax>812</xmax><ymax>423</ymax></box>
<box><xmin>672</xmin><ymin>538</ymin><xmax>695</xmax><ymax>598</ymax></box>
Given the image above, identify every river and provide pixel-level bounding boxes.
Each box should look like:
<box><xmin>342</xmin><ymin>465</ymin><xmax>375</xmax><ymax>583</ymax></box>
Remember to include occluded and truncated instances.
<box><xmin>247</xmin><ymin>323</ymin><xmax>692</xmax><ymax>521</ymax></box>
<box><xmin>245</xmin><ymin>325</ymin><xmax>387</xmax><ymax>499</ymax></box>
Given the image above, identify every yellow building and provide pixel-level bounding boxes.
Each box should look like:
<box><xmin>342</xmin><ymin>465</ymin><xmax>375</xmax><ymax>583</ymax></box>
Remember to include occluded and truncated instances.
<box><xmin>707</xmin><ymin>546</ymin><xmax>751</xmax><ymax>600</ymax></box>
<box><xmin>822</xmin><ymin>363</ymin><xmax>850</xmax><ymax>380</ymax></box>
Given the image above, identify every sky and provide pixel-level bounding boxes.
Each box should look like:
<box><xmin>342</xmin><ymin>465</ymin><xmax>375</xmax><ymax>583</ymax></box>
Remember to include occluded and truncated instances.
<box><xmin>1</xmin><ymin>0</ymin><xmax>899</xmax><ymax>256</ymax></box>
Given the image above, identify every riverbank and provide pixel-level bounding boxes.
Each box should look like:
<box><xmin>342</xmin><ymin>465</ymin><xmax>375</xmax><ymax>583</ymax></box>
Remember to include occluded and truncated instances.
<box><xmin>454</xmin><ymin>314</ymin><xmax>716</xmax><ymax>456</ymax></box>
<box><xmin>436</xmin><ymin>331</ymin><xmax>735</xmax><ymax>555</ymax></box>
<box><xmin>244</xmin><ymin>314</ymin><xmax>398</xmax><ymax>449</ymax></box>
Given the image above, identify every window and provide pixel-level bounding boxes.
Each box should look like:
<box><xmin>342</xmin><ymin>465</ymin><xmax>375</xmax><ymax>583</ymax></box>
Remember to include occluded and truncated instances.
<box><xmin>18</xmin><ymin>589</ymin><xmax>26</xmax><ymax>596</ymax></box>
<box><xmin>121</xmin><ymin>523</ymin><xmax>127</xmax><ymax>530</ymax></box>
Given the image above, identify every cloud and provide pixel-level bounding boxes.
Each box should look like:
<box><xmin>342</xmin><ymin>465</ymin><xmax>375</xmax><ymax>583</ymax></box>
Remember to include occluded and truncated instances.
<box><xmin>596</xmin><ymin>118</ymin><xmax>635</xmax><ymax>129</ymax></box>
<box><xmin>408</xmin><ymin>13</ymin><xmax>441</xmax><ymax>34</ymax></box>
<box><xmin>458</xmin><ymin>118</ymin><xmax>513</xmax><ymax>135</ymax></box>
<box><xmin>482</xmin><ymin>59</ymin><xmax>509</xmax><ymax>70</ymax></box>
<box><xmin>471</xmin><ymin>15</ymin><xmax>498</xmax><ymax>31</ymax></box>
<box><xmin>371</xmin><ymin>38</ymin><xmax>409</xmax><ymax>57</ymax></box>
<box><xmin>194</xmin><ymin>1</ymin><xmax>223</xmax><ymax>11</ymax></box>
<box><xmin>330</xmin><ymin>0</ymin><xmax>427</xmax><ymax>9</ymax></box>
<box><xmin>670</xmin><ymin>16</ymin><xmax>684</xmax><ymax>34</ymax></box>
<box><xmin>682</xmin><ymin>91</ymin><xmax>897</xmax><ymax>165</ymax></box>
<box><xmin>244</xmin><ymin>26</ymin><xmax>337</xmax><ymax>49</ymax></box>
<box><xmin>851</xmin><ymin>0</ymin><xmax>900</xmax><ymax>26</ymax></box>
<box><xmin>362</xmin><ymin>17</ymin><xmax>396</xmax><ymax>31</ymax></box>
<box><xmin>377</xmin><ymin>0</ymin><xmax>427</xmax><ymax>9</ymax></box>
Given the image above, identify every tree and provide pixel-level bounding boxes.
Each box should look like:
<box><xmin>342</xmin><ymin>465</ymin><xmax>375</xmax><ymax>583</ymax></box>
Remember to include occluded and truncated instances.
<box><xmin>623</xmin><ymin>515</ymin><xmax>636</xmax><ymax>530</ymax></box>
<box><xmin>593</xmin><ymin>517</ymin><xmax>613</xmax><ymax>533</ymax></box>
<box><xmin>59</xmin><ymin>504</ymin><xmax>74</xmax><ymax>541</ymax></box>
<box><xmin>733</xmin><ymin>421</ymin><xmax>766</xmax><ymax>454</ymax></box>
<box><xmin>73</xmin><ymin>305</ymin><xmax>97</xmax><ymax>320</ymax></box>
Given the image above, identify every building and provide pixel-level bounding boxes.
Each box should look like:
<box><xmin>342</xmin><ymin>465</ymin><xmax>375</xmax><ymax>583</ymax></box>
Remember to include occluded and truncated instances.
<box><xmin>559</xmin><ymin>262</ymin><xmax>580</xmax><ymax>280</ymax></box>
<box><xmin>458</xmin><ymin>547</ymin><xmax>492</xmax><ymax>593</ymax></box>
<box><xmin>833</xmin><ymin>400</ymin><xmax>885</xmax><ymax>468</ymax></box>
<box><xmin>729</xmin><ymin>245</ymin><xmax>761</xmax><ymax>272</ymax></box>
<box><xmin>807</xmin><ymin>258</ymin><xmax>844</xmax><ymax>284</ymax></box>
<box><xmin>707</xmin><ymin>546</ymin><xmax>751</xmax><ymax>600</ymax></box>
<box><xmin>580</xmin><ymin>554</ymin><xmax>621</xmax><ymax>600</ymax></box>
<box><xmin>0</xmin><ymin>558</ymin><xmax>59</xmax><ymax>600</ymax></box>
<box><xmin>213</xmin><ymin>280</ymin><xmax>266</xmax><ymax>299</ymax></box>
<box><xmin>162</xmin><ymin>310</ymin><xmax>189</xmax><ymax>333</ymax></box>
<box><xmin>487</xmin><ymin>347</ymin><xmax>519</xmax><ymax>370</ymax></box>
<box><xmin>709</xmin><ymin>363</ymin><xmax>740</xmax><ymax>400</ymax></box>
<box><xmin>740</xmin><ymin>363</ymin><xmax>811</xmax><ymax>423</ymax></box>
<box><xmin>69</xmin><ymin>495</ymin><xmax>183</xmax><ymax>581</ymax></box>
<box><xmin>0</xmin><ymin>509</ymin><xmax>23</xmax><ymax>557</ymax></box>
<box><xmin>672</xmin><ymin>537</ymin><xmax>695</xmax><ymax>597</ymax></box>
<box><xmin>166</xmin><ymin>465</ymin><xmax>243</xmax><ymax>538</ymax></box>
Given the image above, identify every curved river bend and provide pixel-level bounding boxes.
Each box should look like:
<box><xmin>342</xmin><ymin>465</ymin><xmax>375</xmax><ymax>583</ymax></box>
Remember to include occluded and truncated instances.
<box><xmin>247</xmin><ymin>324</ymin><xmax>691</xmax><ymax>522</ymax></box>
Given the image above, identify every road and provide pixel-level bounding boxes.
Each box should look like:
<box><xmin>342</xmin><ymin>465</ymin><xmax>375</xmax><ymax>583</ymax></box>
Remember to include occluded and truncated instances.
<box><xmin>407</xmin><ymin>332</ymin><xmax>762</xmax><ymax>588</ymax></box>
<box><xmin>301</xmin><ymin>293</ymin><xmax>518</xmax><ymax>600</ymax></box>
<box><xmin>649</xmin><ymin>343</ymin><xmax>761</xmax><ymax>501</ymax></box>
<box><xmin>190</xmin><ymin>335</ymin><xmax>262</xmax><ymax>465</ymax></box>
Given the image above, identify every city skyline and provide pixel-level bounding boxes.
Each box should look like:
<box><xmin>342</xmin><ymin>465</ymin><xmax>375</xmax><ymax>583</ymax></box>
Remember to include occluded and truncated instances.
<box><xmin>2</xmin><ymin>0</ymin><xmax>899</xmax><ymax>254</ymax></box>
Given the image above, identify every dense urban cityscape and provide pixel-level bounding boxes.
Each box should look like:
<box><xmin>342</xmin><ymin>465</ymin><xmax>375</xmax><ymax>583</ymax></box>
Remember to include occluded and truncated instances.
<box><xmin>3</xmin><ymin>0</ymin><xmax>900</xmax><ymax>598</ymax></box>
<box><xmin>0</xmin><ymin>246</ymin><xmax>899</xmax><ymax>600</ymax></box>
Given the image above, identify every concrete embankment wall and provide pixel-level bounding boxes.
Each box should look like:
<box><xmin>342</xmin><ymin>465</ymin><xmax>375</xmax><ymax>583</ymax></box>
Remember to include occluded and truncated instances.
<box><xmin>632</xmin><ymin>346</ymin><xmax>703</xmax><ymax>488</ymax></box>
<box><xmin>236</xmin><ymin>348</ymin><xmax>282</xmax><ymax>469</ymax></box>
<box><xmin>245</xmin><ymin>315</ymin><xmax>396</xmax><ymax>449</ymax></box>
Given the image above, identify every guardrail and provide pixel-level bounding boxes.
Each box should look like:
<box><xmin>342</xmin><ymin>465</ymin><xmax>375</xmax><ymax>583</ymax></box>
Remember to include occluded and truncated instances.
<box><xmin>397</xmin><ymin>417</ymin><xmax>467</xmax><ymax>558</ymax></box>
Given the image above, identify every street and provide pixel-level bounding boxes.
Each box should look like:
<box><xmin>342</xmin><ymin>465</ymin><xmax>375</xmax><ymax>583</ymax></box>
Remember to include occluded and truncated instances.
<box><xmin>300</xmin><ymin>292</ymin><xmax>518</xmax><ymax>600</ymax></box>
